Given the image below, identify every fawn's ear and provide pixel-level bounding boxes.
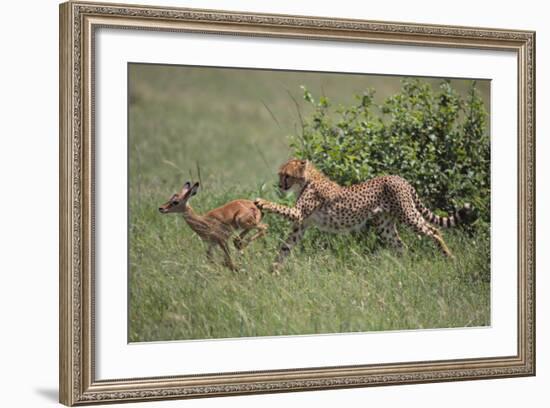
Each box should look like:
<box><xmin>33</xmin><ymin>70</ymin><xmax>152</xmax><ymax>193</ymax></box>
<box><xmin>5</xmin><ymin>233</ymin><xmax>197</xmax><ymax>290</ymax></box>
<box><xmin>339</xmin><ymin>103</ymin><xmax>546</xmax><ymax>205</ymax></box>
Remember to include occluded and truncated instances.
<box><xmin>190</xmin><ymin>182</ymin><xmax>200</xmax><ymax>196</ymax></box>
<box><xmin>180</xmin><ymin>181</ymin><xmax>191</xmax><ymax>195</ymax></box>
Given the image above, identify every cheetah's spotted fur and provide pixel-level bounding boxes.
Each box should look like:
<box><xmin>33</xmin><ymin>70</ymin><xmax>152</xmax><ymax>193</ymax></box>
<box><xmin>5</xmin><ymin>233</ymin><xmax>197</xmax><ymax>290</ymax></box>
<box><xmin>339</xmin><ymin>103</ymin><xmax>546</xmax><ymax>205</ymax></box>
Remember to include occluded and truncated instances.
<box><xmin>255</xmin><ymin>159</ymin><xmax>471</xmax><ymax>268</ymax></box>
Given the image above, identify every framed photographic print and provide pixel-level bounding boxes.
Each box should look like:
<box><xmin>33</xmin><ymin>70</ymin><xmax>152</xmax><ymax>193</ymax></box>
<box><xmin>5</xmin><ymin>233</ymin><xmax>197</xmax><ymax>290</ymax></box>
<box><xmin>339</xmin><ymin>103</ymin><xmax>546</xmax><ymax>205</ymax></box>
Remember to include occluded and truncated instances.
<box><xmin>59</xmin><ymin>1</ymin><xmax>535</xmax><ymax>405</ymax></box>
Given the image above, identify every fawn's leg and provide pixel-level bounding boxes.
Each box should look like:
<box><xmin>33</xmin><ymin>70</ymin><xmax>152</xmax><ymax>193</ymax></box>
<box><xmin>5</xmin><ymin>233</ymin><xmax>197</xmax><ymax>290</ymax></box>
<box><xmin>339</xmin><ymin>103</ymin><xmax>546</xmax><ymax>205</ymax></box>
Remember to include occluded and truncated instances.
<box><xmin>233</xmin><ymin>211</ymin><xmax>255</xmax><ymax>250</ymax></box>
<box><xmin>233</xmin><ymin>229</ymin><xmax>251</xmax><ymax>250</ymax></box>
<box><xmin>205</xmin><ymin>243</ymin><xmax>215</xmax><ymax>262</ymax></box>
<box><xmin>218</xmin><ymin>240</ymin><xmax>238</xmax><ymax>271</ymax></box>
<box><xmin>234</xmin><ymin>210</ymin><xmax>268</xmax><ymax>250</ymax></box>
<box><xmin>238</xmin><ymin>223</ymin><xmax>268</xmax><ymax>250</ymax></box>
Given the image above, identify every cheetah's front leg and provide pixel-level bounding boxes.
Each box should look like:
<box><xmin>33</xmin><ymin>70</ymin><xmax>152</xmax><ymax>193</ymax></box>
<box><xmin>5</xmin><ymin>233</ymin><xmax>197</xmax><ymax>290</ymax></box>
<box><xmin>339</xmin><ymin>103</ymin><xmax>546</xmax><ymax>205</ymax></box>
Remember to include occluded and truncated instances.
<box><xmin>254</xmin><ymin>198</ymin><xmax>303</xmax><ymax>223</ymax></box>
<box><xmin>272</xmin><ymin>224</ymin><xmax>306</xmax><ymax>273</ymax></box>
<box><xmin>255</xmin><ymin>193</ymin><xmax>318</xmax><ymax>273</ymax></box>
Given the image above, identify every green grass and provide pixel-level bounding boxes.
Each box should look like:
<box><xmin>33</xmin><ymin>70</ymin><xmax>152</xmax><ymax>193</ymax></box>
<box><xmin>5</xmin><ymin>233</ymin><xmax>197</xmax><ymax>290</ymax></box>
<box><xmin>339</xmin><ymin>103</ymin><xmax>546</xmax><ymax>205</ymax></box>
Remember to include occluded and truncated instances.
<box><xmin>128</xmin><ymin>64</ymin><xmax>491</xmax><ymax>342</ymax></box>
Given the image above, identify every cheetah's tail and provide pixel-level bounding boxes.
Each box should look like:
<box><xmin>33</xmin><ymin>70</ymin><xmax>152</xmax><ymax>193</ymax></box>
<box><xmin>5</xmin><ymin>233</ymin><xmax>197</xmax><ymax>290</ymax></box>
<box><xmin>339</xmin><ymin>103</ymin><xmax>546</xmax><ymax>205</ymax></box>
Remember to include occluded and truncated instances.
<box><xmin>411</xmin><ymin>187</ymin><xmax>472</xmax><ymax>228</ymax></box>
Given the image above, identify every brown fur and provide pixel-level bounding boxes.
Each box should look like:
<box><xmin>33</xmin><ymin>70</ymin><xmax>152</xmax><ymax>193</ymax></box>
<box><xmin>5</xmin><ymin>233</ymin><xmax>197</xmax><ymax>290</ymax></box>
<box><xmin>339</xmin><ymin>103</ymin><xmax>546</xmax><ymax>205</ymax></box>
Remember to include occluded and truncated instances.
<box><xmin>256</xmin><ymin>159</ymin><xmax>471</xmax><ymax>270</ymax></box>
<box><xmin>160</xmin><ymin>182</ymin><xmax>268</xmax><ymax>271</ymax></box>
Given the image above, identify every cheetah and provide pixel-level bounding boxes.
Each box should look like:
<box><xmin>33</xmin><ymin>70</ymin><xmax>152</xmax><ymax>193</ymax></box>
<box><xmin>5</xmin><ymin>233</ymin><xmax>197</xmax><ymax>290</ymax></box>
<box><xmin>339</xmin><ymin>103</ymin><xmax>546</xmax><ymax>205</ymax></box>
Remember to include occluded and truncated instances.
<box><xmin>254</xmin><ymin>158</ymin><xmax>472</xmax><ymax>269</ymax></box>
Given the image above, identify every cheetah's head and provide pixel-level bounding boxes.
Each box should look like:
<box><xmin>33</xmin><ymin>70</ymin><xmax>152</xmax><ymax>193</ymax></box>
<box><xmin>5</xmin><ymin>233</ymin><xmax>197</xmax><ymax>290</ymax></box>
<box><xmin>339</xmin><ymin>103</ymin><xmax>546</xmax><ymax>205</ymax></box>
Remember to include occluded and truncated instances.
<box><xmin>278</xmin><ymin>158</ymin><xmax>309</xmax><ymax>193</ymax></box>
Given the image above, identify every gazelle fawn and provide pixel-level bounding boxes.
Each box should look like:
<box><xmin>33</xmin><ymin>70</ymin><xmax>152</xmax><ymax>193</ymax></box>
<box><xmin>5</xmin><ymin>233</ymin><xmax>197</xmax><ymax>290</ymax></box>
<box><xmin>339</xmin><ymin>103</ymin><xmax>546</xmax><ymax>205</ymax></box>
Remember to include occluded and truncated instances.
<box><xmin>158</xmin><ymin>181</ymin><xmax>268</xmax><ymax>271</ymax></box>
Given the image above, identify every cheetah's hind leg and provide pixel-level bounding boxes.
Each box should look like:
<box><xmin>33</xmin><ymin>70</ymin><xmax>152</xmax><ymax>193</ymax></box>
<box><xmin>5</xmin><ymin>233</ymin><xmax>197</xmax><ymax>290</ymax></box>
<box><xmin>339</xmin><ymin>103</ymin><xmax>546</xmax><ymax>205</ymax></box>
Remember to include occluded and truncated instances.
<box><xmin>401</xmin><ymin>210</ymin><xmax>454</xmax><ymax>258</ymax></box>
<box><xmin>374</xmin><ymin>214</ymin><xmax>407</xmax><ymax>255</ymax></box>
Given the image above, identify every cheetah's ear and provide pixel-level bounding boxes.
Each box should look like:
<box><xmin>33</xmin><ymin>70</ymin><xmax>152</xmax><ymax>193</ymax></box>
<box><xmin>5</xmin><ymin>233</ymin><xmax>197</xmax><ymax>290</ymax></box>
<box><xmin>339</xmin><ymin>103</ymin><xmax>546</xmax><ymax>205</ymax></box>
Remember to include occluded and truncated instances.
<box><xmin>298</xmin><ymin>159</ymin><xmax>308</xmax><ymax>175</ymax></box>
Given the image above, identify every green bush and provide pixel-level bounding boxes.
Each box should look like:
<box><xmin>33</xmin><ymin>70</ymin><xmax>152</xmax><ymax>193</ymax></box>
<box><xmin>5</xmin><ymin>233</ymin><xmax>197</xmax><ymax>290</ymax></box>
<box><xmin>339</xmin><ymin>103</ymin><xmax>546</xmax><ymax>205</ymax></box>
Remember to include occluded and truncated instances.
<box><xmin>291</xmin><ymin>78</ymin><xmax>490</xmax><ymax>225</ymax></box>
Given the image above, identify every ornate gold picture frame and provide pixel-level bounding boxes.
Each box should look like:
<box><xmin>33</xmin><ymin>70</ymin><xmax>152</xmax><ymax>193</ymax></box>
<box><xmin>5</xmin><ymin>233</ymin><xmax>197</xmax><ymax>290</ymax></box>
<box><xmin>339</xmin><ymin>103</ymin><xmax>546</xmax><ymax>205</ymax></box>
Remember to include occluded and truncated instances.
<box><xmin>59</xmin><ymin>1</ymin><xmax>535</xmax><ymax>405</ymax></box>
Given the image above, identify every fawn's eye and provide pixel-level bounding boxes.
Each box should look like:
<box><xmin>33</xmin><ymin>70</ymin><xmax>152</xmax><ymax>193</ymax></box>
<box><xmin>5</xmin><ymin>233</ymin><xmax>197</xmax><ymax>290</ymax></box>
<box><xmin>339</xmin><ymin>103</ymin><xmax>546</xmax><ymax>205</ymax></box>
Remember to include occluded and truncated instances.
<box><xmin>172</xmin><ymin>201</ymin><xmax>179</xmax><ymax>206</ymax></box>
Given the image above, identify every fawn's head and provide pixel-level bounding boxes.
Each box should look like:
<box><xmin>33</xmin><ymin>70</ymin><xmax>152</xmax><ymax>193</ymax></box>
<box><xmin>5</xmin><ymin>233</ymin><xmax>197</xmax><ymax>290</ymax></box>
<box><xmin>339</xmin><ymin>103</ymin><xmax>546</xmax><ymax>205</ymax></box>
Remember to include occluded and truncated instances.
<box><xmin>158</xmin><ymin>181</ymin><xmax>199</xmax><ymax>214</ymax></box>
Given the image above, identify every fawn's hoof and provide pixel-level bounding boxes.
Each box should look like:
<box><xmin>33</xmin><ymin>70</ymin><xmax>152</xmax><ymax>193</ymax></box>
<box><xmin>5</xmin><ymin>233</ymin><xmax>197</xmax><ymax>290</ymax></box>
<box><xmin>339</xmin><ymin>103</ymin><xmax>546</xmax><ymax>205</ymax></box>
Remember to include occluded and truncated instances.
<box><xmin>224</xmin><ymin>262</ymin><xmax>239</xmax><ymax>272</ymax></box>
<box><xmin>233</xmin><ymin>237</ymin><xmax>244</xmax><ymax>250</ymax></box>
